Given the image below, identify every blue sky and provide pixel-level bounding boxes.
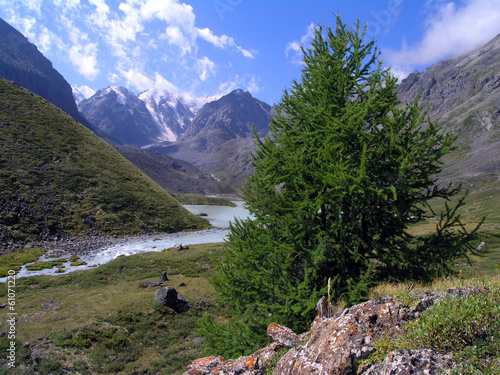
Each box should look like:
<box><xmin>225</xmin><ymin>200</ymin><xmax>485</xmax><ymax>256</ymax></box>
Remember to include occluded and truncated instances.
<box><xmin>1</xmin><ymin>0</ymin><xmax>499</xmax><ymax>106</ymax></box>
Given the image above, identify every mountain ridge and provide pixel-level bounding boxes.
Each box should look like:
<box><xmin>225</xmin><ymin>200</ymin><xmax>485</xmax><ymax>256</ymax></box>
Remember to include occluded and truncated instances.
<box><xmin>396</xmin><ymin>33</ymin><xmax>500</xmax><ymax>197</ymax></box>
<box><xmin>0</xmin><ymin>77</ymin><xmax>209</xmax><ymax>250</ymax></box>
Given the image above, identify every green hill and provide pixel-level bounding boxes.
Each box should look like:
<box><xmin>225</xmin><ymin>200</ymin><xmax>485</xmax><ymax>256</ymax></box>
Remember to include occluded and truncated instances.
<box><xmin>0</xmin><ymin>78</ymin><xmax>209</xmax><ymax>249</ymax></box>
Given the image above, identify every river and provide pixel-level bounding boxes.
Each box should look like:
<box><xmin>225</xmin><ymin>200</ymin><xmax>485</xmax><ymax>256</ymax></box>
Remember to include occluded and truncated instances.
<box><xmin>3</xmin><ymin>201</ymin><xmax>252</xmax><ymax>280</ymax></box>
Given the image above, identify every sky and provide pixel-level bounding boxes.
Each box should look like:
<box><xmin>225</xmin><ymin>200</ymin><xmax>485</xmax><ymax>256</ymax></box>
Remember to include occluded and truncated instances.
<box><xmin>1</xmin><ymin>0</ymin><xmax>499</xmax><ymax>106</ymax></box>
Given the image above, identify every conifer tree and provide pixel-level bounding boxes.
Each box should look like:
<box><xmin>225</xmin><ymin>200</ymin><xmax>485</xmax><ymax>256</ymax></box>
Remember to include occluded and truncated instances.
<box><xmin>206</xmin><ymin>16</ymin><xmax>481</xmax><ymax>357</ymax></box>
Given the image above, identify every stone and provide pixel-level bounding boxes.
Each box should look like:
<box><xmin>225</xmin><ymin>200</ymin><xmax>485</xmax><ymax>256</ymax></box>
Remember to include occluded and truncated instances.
<box><xmin>183</xmin><ymin>286</ymin><xmax>488</xmax><ymax>374</ymax></box>
<box><xmin>274</xmin><ymin>297</ymin><xmax>405</xmax><ymax>374</ymax></box>
<box><xmin>316</xmin><ymin>296</ymin><xmax>336</xmax><ymax>318</ymax></box>
<box><xmin>182</xmin><ymin>355</ymin><xmax>264</xmax><ymax>375</ymax></box>
<box><xmin>140</xmin><ymin>281</ymin><xmax>164</xmax><ymax>288</ymax></box>
<box><xmin>155</xmin><ymin>286</ymin><xmax>178</xmax><ymax>307</ymax></box>
<box><xmin>363</xmin><ymin>349</ymin><xmax>453</xmax><ymax>374</ymax></box>
<box><xmin>175</xmin><ymin>292</ymin><xmax>189</xmax><ymax>313</ymax></box>
<box><xmin>160</xmin><ymin>271</ymin><xmax>169</xmax><ymax>282</ymax></box>
<box><xmin>155</xmin><ymin>287</ymin><xmax>189</xmax><ymax>313</ymax></box>
<box><xmin>192</xmin><ymin>337</ymin><xmax>205</xmax><ymax>345</ymax></box>
<box><xmin>174</xmin><ymin>243</ymin><xmax>184</xmax><ymax>250</ymax></box>
<box><xmin>184</xmin><ymin>356</ymin><xmax>225</xmax><ymax>375</ymax></box>
<box><xmin>267</xmin><ymin>323</ymin><xmax>300</xmax><ymax>347</ymax></box>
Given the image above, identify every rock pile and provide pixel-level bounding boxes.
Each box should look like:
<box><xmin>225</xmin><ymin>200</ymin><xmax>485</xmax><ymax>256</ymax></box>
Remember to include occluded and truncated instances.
<box><xmin>183</xmin><ymin>286</ymin><xmax>488</xmax><ymax>374</ymax></box>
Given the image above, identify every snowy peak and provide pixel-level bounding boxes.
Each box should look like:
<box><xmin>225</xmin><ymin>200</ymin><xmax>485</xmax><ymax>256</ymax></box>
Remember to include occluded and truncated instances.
<box><xmin>139</xmin><ymin>88</ymin><xmax>195</xmax><ymax>142</ymax></box>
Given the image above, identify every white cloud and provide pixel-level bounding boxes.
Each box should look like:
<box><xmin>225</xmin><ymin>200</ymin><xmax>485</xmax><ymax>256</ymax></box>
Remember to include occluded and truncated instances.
<box><xmin>69</xmin><ymin>42</ymin><xmax>100</xmax><ymax>80</ymax></box>
<box><xmin>121</xmin><ymin>68</ymin><xmax>154</xmax><ymax>91</ymax></box>
<box><xmin>0</xmin><ymin>0</ymin><xmax>257</xmax><ymax>103</ymax></box>
<box><xmin>163</xmin><ymin>25</ymin><xmax>193</xmax><ymax>55</ymax></box>
<box><xmin>197</xmin><ymin>27</ymin><xmax>255</xmax><ymax>58</ymax></box>
<box><xmin>36</xmin><ymin>26</ymin><xmax>54</xmax><ymax>53</ymax></box>
<box><xmin>197</xmin><ymin>56</ymin><xmax>216</xmax><ymax>81</ymax></box>
<box><xmin>153</xmin><ymin>72</ymin><xmax>180</xmax><ymax>93</ymax></box>
<box><xmin>285</xmin><ymin>22</ymin><xmax>316</xmax><ymax>64</ymax></box>
<box><xmin>384</xmin><ymin>0</ymin><xmax>500</xmax><ymax>78</ymax></box>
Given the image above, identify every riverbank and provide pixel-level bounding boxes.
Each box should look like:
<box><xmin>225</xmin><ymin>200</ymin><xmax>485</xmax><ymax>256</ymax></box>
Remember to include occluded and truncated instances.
<box><xmin>0</xmin><ymin>201</ymin><xmax>251</xmax><ymax>280</ymax></box>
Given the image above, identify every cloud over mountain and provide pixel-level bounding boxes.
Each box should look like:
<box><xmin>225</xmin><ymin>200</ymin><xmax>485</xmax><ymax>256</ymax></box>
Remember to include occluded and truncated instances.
<box><xmin>384</xmin><ymin>0</ymin><xmax>500</xmax><ymax>78</ymax></box>
<box><xmin>0</xmin><ymin>0</ymin><xmax>258</xmax><ymax>99</ymax></box>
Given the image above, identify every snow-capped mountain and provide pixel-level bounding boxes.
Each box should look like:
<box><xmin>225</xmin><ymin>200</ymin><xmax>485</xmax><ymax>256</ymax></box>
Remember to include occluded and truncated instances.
<box><xmin>78</xmin><ymin>86</ymin><xmax>201</xmax><ymax>146</ymax></box>
<box><xmin>78</xmin><ymin>86</ymin><xmax>164</xmax><ymax>147</ymax></box>
<box><xmin>138</xmin><ymin>88</ymin><xmax>195</xmax><ymax>142</ymax></box>
<box><xmin>72</xmin><ymin>87</ymin><xmax>86</xmax><ymax>105</ymax></box>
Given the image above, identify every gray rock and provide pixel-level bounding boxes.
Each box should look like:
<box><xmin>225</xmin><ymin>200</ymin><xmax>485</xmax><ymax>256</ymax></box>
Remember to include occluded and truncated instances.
<box><xmin>155</xmin><ymin>286</ymin><xmax>189</xmax><ymax>313</ymax></box>
<box><xmin>267</xmin><ymin>323</ymin><xmax>299</xmax><ymax>347</ymax></box>
<box><xmin>363</xmin><ymin>349</ymin><xmax>453</xmax><ymax>374</ymax></box>
<box><xmin>140</xmin><ymin>281</ymin><xmax>164</xmax><ymax>288</ymax></box>
<box><xmin>155</xmin><ymin>286</ymin><xmax>178</xmax><ymax>307</ymax></box>
<box><xmin>174</xmin><ymin>243</ymin><xmax>183</xmax><ymax>250</ymax></box>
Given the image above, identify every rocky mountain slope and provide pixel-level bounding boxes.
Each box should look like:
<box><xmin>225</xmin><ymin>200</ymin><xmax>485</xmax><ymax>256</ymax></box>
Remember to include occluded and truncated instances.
<box><xmin>397</xmin><ymin>34</ymin><xmax>500</xmax><ymax>197</ymax></box>
<box><xmin>78</xmin><ymin>86</ymin><xmax>165</xmax><ymax>147</ymax></box>
<box><xmin>0</xmin><ymin>18</ymin><xmax>78</xmax><ymax>119</ymax></box>
<box><xmin>78</xmin><ymin>86</ymin><xmax>197</xmax><ymax>147</ymax></box>
<box><xmin>152</xmin><ymin>89</ymin><xmax>273</xmax><ymax>189</ymax></box>
<box><xmin>114</xmin><ymin>145</ymin><xmax>222</xmax><ymax>195</ymax></box>
<box><xmin>80</xmin><ymin>87</ymin><xmax>273</xmax><ymax>190</ymax></box>
<box><xmin>0</xmin><ymin>17</ymin><xmax>114</xmax><ymax>143</ymax></box>
<box><xmin>0</xmin><ymin>78</ymin><xmax>208</xmax><ymax>251</ymax></box>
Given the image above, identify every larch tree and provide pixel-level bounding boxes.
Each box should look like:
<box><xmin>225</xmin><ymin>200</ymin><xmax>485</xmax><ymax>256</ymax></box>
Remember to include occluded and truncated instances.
<box><xmin>205</xmin><ymin>16</ymin><xmax>481</xmax><ymax>357</ymax></box>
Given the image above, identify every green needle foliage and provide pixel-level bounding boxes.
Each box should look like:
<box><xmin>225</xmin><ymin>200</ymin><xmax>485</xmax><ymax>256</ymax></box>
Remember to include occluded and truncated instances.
<box><xmin>205</xmin><ymin>16</ymin><xmax>482</xmax><ymax>357</ymax></box>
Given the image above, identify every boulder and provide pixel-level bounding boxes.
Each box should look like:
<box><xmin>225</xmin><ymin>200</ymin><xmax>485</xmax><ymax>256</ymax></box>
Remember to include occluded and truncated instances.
<box><xmin>174</xmin><ymin>243</ymin><xmax>183</xmax><ymax>250</ymax></box>
<box><xmin>155</xmin><ymin>286</ymin><xmax>179</xmax><ymax>307</ymax></box>
<box><xmin>183</xmin><ymin>355</ymin><xmax>264</xmax><ymax>375</ymax></box>
<box><xmin>155</xmin><ymin>286</ymin><xmax>189</xmax><ymax>313</ymax></box>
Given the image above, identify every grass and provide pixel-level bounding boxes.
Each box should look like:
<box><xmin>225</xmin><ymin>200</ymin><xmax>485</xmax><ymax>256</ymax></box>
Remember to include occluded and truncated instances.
<box><xmin>0</xmin><ymin>248</ymin><xmax>47</xmax><ymax>277</ymax></box>
<box><xmin>0</xmin><ymin>243</ymin><xmax>225</xmax><ymax>374</ymax></box>
<box><xmin>172</xmin><ymin>193</ymin><xmax>237</xmax><ymax>207</ymax></box>
<box><xmin>364</xmin><ymin>276</ymin><xmax>500</xmax><ymax>373</ymax></box>
<box><xmin>25</xmin><ymin>258</ymin><xmax>67</xmax><ymax>271</ymax></box>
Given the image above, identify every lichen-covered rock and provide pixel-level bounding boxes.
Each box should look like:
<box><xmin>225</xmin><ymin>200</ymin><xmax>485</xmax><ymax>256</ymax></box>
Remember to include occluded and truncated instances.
<box><xmin>274</xmin><ymin>298</ymin><xmax>404</xmax><ymax>375</ymax></box>
<box><xmin>267</xmin><ymin>323</ymin><xmax>300</xmax><ymax>347</ymax></box>
<box><xmin>182</xmin><ymin>355</ymin><xmax>264</xmax><ymax>375</ymax></box>
<box><xmin>363</xmin><ymin>349</ymin><xmax>453</xmax><ymax>374</ymax></box>
<box><xmin>184</xmin><ymin>356</ymin><xmax>225</xmax><ymax>375</ymax></box>
<box><xmin>183</xmin><ymin>286</ymin><xmax>486</xmax><ymax>375</ymax></box>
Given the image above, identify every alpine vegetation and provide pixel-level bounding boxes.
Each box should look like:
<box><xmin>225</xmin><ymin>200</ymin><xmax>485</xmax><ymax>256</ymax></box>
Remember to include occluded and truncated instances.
<box><xmin>204</xmin><ymin>16</ymin><xmax>482</xmax><ymax>357</ymax></box>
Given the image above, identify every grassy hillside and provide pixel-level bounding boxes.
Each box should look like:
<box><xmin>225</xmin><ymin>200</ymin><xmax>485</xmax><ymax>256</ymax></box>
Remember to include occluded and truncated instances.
<box><xmin>0</xmin><ymin>243</ymin><xmax>225</xmax><ymax>374</ymax></box>
<box><xmin>0</xmin><ymin>78</ymin><xmax>209</xmax><ymax>249</ymax></box>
